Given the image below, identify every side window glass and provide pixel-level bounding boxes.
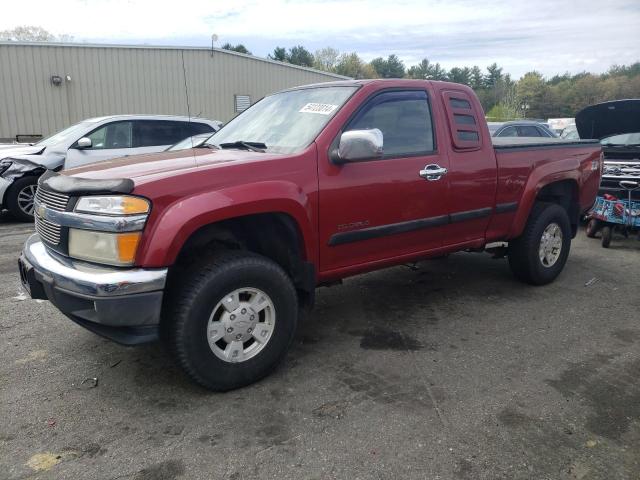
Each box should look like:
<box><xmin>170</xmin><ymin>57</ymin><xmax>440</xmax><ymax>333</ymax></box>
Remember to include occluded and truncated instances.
<box><xmin>538</xmin><ymin>127</ymin><xmax>552</xmax><ymax>137</ymax></box>
<box><xmin>345</xmin><ymin>90</ymin><xmax>434</xmax><ymax>157</ymax></box>
<box><xmin>497</xmin><ymin>126</ymin><xmax>517</xmax><ymax>137</ymax></box>
<box><xmin>134</xmin><ymin>121</ymin><xmax>187</xmax><ymax>147</ymax></box>
<box><xmin>85</xmin><ymin>122</ymin><xmax>133</xmax><ymax>149</ymax></box>
<box><xmin>187</xmin><ymin>122</ymin><xmax>215</xmax><ymax>136</ymax></box>
<box><xmin>517</xmin><ymin>125</ymin><xmax>542</xmax><ymax>137</ymax></box>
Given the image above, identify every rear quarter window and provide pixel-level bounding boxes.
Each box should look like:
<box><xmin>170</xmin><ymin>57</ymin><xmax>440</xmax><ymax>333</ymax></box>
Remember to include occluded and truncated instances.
<box><xmin>442</xmin><ymin>91</ymin><xmax>482</xmax><ymax>150</ymax></box>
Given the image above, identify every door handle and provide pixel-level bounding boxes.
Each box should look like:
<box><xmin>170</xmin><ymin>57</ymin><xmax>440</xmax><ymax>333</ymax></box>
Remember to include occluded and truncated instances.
<box><xmin>419</xmin><ymin>164</ymin><xmax>448</xmax><ymax>181</ymax></box>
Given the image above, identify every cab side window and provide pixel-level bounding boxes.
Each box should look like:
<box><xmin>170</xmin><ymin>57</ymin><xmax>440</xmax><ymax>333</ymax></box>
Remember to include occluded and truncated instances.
<box><xmin>345</xmin><ymin>90</ymin><xmax>434</xmax><ymax>157</ymax></box>
<box><xmin>86</xmin><ymin>121</ymin><xmax>133</xmax><ymax>149</ymax></box>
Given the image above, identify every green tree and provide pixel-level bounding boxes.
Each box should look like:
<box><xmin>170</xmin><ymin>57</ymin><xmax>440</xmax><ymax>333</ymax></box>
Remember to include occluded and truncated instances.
<box><xmin>221</xmin><ymin>43</ymin><xmax>252</xmax><ymax>55</ymax></box>
<box><xmin>268</xmin><ymin>47</ymin><xmax>287</xmax><ymax>62</ymax></box>
<box><xmin>428</xmin><ymin>62</ymin><xmax>448</xmax><ymax>81</ymax></box>
<box><xmin>0</xmin><ymin>25</ymin><xmax>71</xmax><ymax>42</ymax></box>
<box><xmin>287</xmin><ymin>45</ymin><xmax>314</xmax><ymax>67</ymax></box>
<box><xmin>448</xmin><ymin>67</ymin><xmax>472</xmax><ymax>85</ymax></box>
<box><xmin>313</xmin><ymin>47</ymin><xmax>340</xmax><ymax>72</ymax></box>
<box><xmin>485</xmin><ymin>63</ymin><xmax>504</xmax><ymax>88</ymax></box>
<box><xmin>516</xmin><ymin>71</ymin><xmax>550</xmax><ymax>118</ymax></box>
<box><xmin>470</xmin><ymin>66</ymin><xmax>484</xmax><ymax>90</ymax></box>
<box><xmin>334</xmin><ymin>52</ymin><xmax>377</xmax><ymax>79</ymax></box>
<box><xmin>370</xmin><ymin>54</ymin><xmax>405</xmax><ymax>78</ymax></box>
<box><xmin>407</xmin><ymin>59</ymin><xmax>431</xmax><ymax>79</ymax></box>
<box><xmin>406</xmin><ymin>58</ymin><xmax>447</xmax><ymax>80</ymax></box>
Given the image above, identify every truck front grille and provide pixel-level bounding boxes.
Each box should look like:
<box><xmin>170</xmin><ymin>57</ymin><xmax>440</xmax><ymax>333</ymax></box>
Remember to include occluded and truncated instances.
<box><xmin>601</xmin><ymin>161</ymin><xmax>640</xmax><ymax>200</ymax></box>
<box><xmin>35</xmin><ymin>187</ymin><xmax>70</xmax><ymax>212</ymax></box>
<box><xmin>35</xmin><ymin>215</ymin><xmax>62</xmax><ymax>245</ymax></box>
<box><xmin>34</xmin><ymin>187</ymin><xmax>70</xmax><ymax>247</ymax></box>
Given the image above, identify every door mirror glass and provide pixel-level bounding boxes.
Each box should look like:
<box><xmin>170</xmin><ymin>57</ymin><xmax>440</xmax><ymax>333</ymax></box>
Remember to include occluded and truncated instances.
<box><xmin>336</xmin><ymin>129</ymin><xmax>383</xmax><ymax>163</ymax></box>
<box><xmin>76</xmin><ymin>137</ymin><xmax>92</xmax><ymax>149</ymax></box>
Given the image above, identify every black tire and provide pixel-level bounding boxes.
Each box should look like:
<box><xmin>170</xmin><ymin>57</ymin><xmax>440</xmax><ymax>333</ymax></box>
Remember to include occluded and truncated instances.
<box><xmin>6</xmin><ymin>176</ymin><xmax>38</xmax><ymax>222</ymax></box>
<box><xmin>601</xmin><ymin>226</ymin><xmax>612</xmax><ymax>248</ymax></box>
<box><xmin>586</xmin><ymin>218</ymin><xmax>600</xmax><ymax>238</ymax></box>
<box><xmin>508</xmin><ymin>202</ymin><xmax>571</xmax><ymax>285</ymax></box>
<box><xmin>163</xmin><ymin>250</ymin><xmax>298</xmax><ymax>391</ymax></box>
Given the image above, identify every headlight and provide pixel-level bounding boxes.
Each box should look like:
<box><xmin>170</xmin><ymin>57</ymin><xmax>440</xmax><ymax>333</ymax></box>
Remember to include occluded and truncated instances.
<box><xmin>75</xmin><ymin>195</ymin><xmax>150</xmax><ymax>216</ymax></box>
<box><xmin>68</xmin><ymin>229</ymin><xmax>142</xmax><ymax>266</ymax></box>
<box><xmin>0</xmin><ymin>160</ymin><xmax>12</xmax><ymax>176</ymax></box>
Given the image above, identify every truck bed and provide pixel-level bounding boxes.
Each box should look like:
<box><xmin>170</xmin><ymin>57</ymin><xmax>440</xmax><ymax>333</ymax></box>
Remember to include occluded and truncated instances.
<box><xmin>488</xmin><ymin>137</ymin><xmax>602</xmax><ymax>242</ymax></box>
<box><xmin>492</xmin><ymin>137</ymin><xmax>600</xmax><ymax>149</ymax></box>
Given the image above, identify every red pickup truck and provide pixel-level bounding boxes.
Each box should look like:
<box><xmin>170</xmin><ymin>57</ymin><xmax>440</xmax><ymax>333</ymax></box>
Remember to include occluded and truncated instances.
<box><xmin>19</xmin><ymin>80</ymin><xmax>602</xmax><ymax>391</ymax></box>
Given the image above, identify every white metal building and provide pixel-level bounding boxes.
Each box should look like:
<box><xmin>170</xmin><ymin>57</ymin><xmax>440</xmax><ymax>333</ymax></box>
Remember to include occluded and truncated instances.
<box><xmin>0</xmin><ymin>42</ymin><xmax>348</xmax><ymax>142</ymax></box>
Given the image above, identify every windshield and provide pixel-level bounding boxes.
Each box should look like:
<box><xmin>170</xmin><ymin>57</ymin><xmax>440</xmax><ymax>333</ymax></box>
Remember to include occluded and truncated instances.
<box><xmin>601</xmin><ymin>132</ymin><xmax>640</xmax><ymax>146</ymax></box>
<box><xmin>167</xmin><ymin>133</ymin><xmax>212</xmax><ymax>151</ymax></box>
<box><xmin>207</xmin><ymin>86</ymin><xmax>358</xmax><ymax>154</ymax></box>
<box><xmin>35</xmin><ymin>121</ymin><xmax>96</xmax><ymax>147</ymax></box>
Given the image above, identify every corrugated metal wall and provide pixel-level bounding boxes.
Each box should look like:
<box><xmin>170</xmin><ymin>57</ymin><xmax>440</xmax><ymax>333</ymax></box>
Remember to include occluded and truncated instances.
<box><xmin>0</xmin><ymin>42</ymin><xmax>348</xmax><ymax>141</ymax></box>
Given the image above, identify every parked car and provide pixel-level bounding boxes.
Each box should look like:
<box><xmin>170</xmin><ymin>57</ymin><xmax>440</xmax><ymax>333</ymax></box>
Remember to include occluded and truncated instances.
<box><xmin>492</xmin><ymin>121</ymin><xmax>558</xmax><ymax>138</ymax></box>
<box><xmin>19</xmin><ymin>79</ymin><xmax>602</xmax><ymax>391</ymax></box>
<box><xmin>576</xmin><ymin>99</ymin><xmax>640</xmax><ymax>200</ymax></box>
<box><xmin>0</xmin><ymin>115</ymin><xmax>221</xmax><ymax>220</ymax></box>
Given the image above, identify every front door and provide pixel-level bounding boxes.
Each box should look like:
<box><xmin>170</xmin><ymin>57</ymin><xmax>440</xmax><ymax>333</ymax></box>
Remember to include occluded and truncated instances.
<box><xmin>65</xmin><ymin>120</ymin><xmax>135</xmax><ymax>169</ymax></box>
<box><xmin>318</xmin><ymin>88</ymin><xmax>450</xmax><ymax>273</ymax></box>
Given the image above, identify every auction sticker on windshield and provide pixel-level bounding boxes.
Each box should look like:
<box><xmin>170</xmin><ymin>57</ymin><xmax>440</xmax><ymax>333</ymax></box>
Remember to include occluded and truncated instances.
<box><xmin>299</xmin><ymin>103</ymin><xmax>338</xmax><ymax>115</ymax></box>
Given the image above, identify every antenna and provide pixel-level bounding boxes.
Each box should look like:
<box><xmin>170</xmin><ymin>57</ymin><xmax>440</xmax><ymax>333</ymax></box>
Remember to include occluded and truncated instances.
<box><xmin>180</xmin><ymin>50</ymin><xmax>195</xmax><ymax>152</ymax></box>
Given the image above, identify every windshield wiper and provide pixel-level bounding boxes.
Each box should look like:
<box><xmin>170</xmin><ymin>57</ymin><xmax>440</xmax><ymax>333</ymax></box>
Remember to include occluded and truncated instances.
<box><xmin>218</xmin><ymin>141</ymin><xmax>267</xmax><ymax>152</ymax></box>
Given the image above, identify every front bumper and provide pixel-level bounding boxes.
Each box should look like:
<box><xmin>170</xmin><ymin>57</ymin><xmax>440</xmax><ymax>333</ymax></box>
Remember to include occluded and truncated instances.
<box><xmin>19</xmin><ymin>233</ymin><xmax>168</xmax><ymax>345</ymax></box>
<box><xmin>0</xmin><ymin>176</ymin><xmax>11</xmax><ymax>208</ymax></box>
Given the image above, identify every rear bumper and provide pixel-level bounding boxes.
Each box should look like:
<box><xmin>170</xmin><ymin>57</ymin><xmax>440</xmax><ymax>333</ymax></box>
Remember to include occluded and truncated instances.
<box><xmin>19</xmin><ymin>233</ymin><xmax>168</xmax><ymax>345</ymax></box>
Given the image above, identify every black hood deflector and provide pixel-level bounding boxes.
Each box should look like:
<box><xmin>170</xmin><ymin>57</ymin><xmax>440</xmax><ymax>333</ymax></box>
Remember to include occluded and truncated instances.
<box><xmin>39</xmin><ymin>170</ymin><xmax>134</xmax><ymax>195</ymax></box>
<box><xmin>576</xmin><ymin>99</ymin><xmax>640</xmax><ymax>140</ymax></box>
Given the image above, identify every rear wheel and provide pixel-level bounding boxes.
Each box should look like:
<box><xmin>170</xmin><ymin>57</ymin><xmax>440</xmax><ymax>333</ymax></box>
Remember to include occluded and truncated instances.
<box><xmin>508</xmin><ymin>202</ymin><xmax>571</xmax><ymax>285</ymax></box>
<box><xmin>586</xmin><ymin>218</ymin><xmax>600</xmax><ymax>238</ymax></box>
<box><xmin>163</xmin><ymin>250</ymin><xmax>298</xmax><ymax>391</ymax></box>
<box><xmin>6</xmin><ymin>177</ymin><xmax>38</xmax><ymax>221</ymax></box>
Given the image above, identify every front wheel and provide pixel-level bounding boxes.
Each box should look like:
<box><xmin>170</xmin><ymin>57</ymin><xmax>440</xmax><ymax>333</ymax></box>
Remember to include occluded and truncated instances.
<box><xmin>508</xmin><ymin>202</ymin><xmax>571</xmax><ymax>285</ymax></box>
<box><xmin>6</xmin><ymin>176</ymin><xmax>39</xmax><ymax>221</ymax></box>
<box><xmin>163</xmin><ymin>251</ymin><xmax>299</xmax><ymax>391</ymax></box>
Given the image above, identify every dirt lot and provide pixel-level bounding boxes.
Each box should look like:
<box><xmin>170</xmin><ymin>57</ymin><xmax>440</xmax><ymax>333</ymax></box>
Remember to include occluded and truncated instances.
<box><xmin>1</xmin><ymin>214</ymin><xmax>639</xmax><ymax>480</ymax></box>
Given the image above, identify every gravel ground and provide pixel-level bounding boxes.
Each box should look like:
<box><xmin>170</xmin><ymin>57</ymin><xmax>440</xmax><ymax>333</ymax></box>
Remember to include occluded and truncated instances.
<box><xmin>1</xmin><ymin>213</ymin><xmax>639</xmax><ymax>480</ymax></box>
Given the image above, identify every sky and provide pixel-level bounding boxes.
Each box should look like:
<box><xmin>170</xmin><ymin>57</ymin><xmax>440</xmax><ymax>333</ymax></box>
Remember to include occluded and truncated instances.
<box><xmin>2</xmin><ymin>0</ymin><xmax>640</xmax><ymax>78</ymax></box>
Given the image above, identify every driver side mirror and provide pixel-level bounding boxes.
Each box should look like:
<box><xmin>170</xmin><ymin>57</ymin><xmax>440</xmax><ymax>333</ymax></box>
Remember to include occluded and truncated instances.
<box><xmin>332</xmin><ymin>128</ymin><xmax>383</xmax><ymax>164</ymax></box>
<box><xmin>75</xmin><ymin>137</ymin><xmax>92</xmax><ymax>149</ymax></box>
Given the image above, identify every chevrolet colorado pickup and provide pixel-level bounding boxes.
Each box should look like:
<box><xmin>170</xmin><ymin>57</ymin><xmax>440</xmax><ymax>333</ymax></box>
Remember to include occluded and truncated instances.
<box><xmin>19</xmin><ymin>80</ymin><xmax>602</xmax><ymax>391</ymax></box>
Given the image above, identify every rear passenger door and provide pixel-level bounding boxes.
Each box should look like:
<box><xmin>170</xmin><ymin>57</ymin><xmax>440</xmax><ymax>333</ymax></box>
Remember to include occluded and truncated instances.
<box><xmin>318</xmin><ymin>88</ymin><xmax>450</xmax><ymax>271</ymax></box>
<box><xmin>132</xmin><ymin>120</ymin><xmax>191</xmax><ymax>153</ymax></box>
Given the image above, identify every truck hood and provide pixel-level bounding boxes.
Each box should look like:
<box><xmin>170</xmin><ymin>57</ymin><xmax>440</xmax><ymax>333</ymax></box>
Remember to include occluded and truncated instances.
<box><xmin>576</xmin><ymin>99</ymin><xmax>640</xmax><ymax>140</ymax></box>
<box><xmin>63</xmin><ymin>147</ymin><xmax>287</xmax><ymax>184</ymax></box>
